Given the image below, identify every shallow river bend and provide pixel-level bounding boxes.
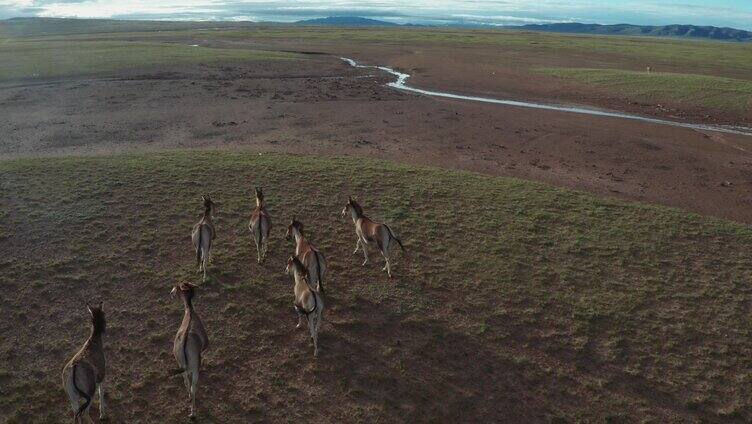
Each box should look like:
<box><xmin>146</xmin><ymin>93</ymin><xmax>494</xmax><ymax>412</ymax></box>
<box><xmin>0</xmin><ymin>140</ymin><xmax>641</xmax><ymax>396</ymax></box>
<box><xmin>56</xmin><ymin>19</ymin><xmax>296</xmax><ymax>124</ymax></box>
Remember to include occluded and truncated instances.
<box><xmin>342</xmin><ymin>57</ymin><xmax>752</xmax><ymax>138</ymax></box>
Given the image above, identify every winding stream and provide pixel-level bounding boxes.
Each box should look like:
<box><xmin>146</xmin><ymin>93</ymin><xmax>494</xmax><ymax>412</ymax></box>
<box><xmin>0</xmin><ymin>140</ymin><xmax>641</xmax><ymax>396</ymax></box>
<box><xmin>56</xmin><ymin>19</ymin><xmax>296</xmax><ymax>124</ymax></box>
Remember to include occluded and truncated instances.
<box><xmin>342</xmin><ymin>57</ymin><xmax>752</xmax><ymax>138</ymax></box>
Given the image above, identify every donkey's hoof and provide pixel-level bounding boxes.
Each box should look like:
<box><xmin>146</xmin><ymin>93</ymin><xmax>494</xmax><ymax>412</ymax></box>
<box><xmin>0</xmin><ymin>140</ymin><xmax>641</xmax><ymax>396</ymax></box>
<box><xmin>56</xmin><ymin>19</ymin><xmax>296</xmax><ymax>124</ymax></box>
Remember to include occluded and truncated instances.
<box><xmin>362</xmin><ymin>260</ymin><xmax>368</xmax><ymax>266</ymax></box>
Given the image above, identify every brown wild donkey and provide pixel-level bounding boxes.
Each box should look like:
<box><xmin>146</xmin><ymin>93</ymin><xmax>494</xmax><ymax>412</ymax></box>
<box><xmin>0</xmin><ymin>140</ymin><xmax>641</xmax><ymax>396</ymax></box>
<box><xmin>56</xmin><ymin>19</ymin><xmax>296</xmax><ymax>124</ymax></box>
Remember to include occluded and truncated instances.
<box><xmin>192</xmin><ymin>195</ymin><xmax>216</xmax><ymax>282</ymax></box>
<box><xmin>171</xmin><ymin>282</ymin><xmax>209</xmax><ymax>419</ymax></box>
<box><xmin>285</xmin><ymin>256</ymin><xmax>324</xmax><ymax>357</ymax></box>
<box><xmin>342</xmin><ymin>196</ymin><xmax>404</xmax><ymax>277</ymax></box>
<box><xmin>285</xmin><ymin>218</ymin><xmax>326</xmax><ymax>293</ymax></box>
<box><xmin>249</xmin><ymin>187</ymin><xmax>271</xmax><ymax>263</ymax></box>
<box><xmin>62</xmin><ymin>303</ymin><xmax>107</xmax><ymax>423</ymax></box>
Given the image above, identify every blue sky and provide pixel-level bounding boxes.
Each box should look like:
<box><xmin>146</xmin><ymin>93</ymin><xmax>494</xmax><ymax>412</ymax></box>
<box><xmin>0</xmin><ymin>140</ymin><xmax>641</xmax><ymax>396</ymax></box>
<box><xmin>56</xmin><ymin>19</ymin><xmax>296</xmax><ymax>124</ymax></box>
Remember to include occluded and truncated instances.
<box><xmin>2</xmin><ymin>0</ymin><xmax>752</xmax><ymax>30</ymax></box>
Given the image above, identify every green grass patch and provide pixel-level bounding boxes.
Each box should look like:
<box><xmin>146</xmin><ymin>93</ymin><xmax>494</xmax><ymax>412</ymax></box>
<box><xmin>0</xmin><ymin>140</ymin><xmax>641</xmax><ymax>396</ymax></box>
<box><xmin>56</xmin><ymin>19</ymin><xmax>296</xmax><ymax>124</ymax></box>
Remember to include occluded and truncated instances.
<box><xmin>0</xmin><ymin>39</ymin><xmax>298</xmax><ymax>81</ymax></box>
<box><xmin>9</xmin><ymin>22</ymin><xmax>752</xmax><ymax>76</ymax></box>
<box><xmin>540</xmin><ymin>67</ymin><xmax>752</xmax><ymax>112</ymax></box>
<box><xmin>2</xmin><ymin>152</ymin><xmax>752</xmax><ymax>421</ymax></box>
<box><xmin>180</xmin><ymin>27</ymin><xmax>752</xmax><ymax>75</ymax></box>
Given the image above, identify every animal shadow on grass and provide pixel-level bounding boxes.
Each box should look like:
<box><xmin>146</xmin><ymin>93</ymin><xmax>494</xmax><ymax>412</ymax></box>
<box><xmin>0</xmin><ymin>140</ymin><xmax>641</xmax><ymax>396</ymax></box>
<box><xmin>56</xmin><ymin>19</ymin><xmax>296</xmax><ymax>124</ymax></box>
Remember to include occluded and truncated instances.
<box><xmin>308</xmin><ymin>297</ymin><xmax>545</xmax><ymax>422</ymax></box>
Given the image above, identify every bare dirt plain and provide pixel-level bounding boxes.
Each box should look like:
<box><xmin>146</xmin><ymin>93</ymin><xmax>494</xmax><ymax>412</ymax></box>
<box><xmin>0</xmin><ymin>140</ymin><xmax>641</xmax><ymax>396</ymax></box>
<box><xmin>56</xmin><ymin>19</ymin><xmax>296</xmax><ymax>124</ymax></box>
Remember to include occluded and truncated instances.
<box><xmin>3</xmin><ymin>47</ymin><xmax>752</xmax><ymax>224</ymax></box>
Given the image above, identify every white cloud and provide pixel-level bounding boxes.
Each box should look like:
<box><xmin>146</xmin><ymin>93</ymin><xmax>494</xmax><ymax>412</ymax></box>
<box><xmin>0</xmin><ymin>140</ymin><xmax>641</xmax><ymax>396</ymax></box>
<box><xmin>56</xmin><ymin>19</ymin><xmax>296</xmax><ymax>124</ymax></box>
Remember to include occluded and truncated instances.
<box><xmin>2</xmin><ymin>0</ymin><xmax>751</xmax><ymax>30</ymax></box>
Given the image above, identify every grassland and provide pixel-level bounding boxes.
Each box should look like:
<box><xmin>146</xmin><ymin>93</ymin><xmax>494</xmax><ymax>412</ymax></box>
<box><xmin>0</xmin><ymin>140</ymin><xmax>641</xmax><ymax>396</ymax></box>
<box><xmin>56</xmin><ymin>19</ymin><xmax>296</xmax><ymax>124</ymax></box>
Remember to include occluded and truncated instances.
<box><xmin>5</xmin><ymin>17</ymin><xmax>752</xmax><ymax>76</ymax></box>
<box><xmin>27</xmin><ymin>25</ymin><xmax>752</xmax><ymax>77</ymax></box>
<box><xmin>541</xmin><ymin>68</ymin><xmax>752</xmax><ymax>113</ymax></box>
<box><xmin>3</xmin><ymin>18</ymin><xmax>752</xmax><ymax>119</ymax></box>
<box><xmin>2</xmin><ymin>152</ymin><xmax>752</xmax><ymax>422</ymax></box>
<box><xmin>0</xmin><ymin>39</ymin><xmax>298</xmax><ymax>81</ymax></box>
<box><xmin>0</xmin><ymin>17</ymin><xmax>250</xmax><ymax>38</ymax></box>
<box><xmin>225</xmin><ymin>27</ymin><xmax>752</xmax><ymax>72</ymax></box>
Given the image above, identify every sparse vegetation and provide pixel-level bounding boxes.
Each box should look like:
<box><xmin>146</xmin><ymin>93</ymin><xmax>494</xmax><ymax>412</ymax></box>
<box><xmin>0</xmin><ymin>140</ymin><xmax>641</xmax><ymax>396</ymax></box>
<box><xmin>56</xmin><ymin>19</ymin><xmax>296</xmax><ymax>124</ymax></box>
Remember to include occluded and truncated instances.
<box><xmin>4</xmin><ymin>18</ymin><xmax>752</xmax><ymax>119</ymax></box>
<box><xmin>540</xmin><ymin>67</ymin><xmax>752</xmax><ymax>113</ymax></box>
<box><xmin>2</xmin><ymin>151</ymin><xmax>752</xmax><ymax>421</ymax></box>
<box><xmin>0</xmin><ymin>40</ymin><xmax>298</xmax><ymax>81</ymax></box>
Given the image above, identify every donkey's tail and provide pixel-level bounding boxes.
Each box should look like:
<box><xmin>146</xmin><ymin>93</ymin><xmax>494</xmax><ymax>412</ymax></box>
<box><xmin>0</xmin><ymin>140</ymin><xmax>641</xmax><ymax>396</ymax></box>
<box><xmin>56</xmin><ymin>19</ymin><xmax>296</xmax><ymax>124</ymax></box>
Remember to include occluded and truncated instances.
<box><xmin>385</xmin><ymin>224</ymin><xmax>404</xmax><ymax>252</ymax></box>
<box><xmin>195</xmin><ymin>225</ymin><xmax>203</xmax><ymax>267</ymax></box>
<box><xmin>71</xmin><ymin>364</ymin><xmax>91</xmax><ymax>421</ymax></box>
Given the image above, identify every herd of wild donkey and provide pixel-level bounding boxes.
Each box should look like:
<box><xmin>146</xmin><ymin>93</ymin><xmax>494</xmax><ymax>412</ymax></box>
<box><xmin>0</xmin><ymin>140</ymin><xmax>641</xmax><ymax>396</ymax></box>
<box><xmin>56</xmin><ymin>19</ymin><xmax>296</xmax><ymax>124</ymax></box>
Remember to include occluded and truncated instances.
<box><xmin>60</xmin><ymin>188</ymin><xmax>405</xmax><ymax>421</ymax></box>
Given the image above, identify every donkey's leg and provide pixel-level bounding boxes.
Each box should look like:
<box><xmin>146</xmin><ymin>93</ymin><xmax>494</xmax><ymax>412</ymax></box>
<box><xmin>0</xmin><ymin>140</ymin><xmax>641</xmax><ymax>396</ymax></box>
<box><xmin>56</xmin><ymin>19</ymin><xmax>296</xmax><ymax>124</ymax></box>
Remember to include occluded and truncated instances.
<box><xmin>197</xmin><ymin>248</ymin><xmax>203</xmax><ymax>273</ymax></box>
<box><xmin>68</xmin><ymin>397</ymin><xmax>80</xmax><ymax>424</ymax></box>
<box><xmin>353</xmin><ymin>238</ymin><xmax>361</xmax><ymax>255</ymax></box>
<box><xmin>295</xmin><ymin>307</ymin><xmax>303</xmax><ymax>329</ymax></box>
<box><xmin>309</xmin><ymin>314</ymin><xmax>319</xmax><ymax>357</ymax></box>
<box><xmin>382</xmin><ymin>249</ymin><xmax>392</xmax><ymax>274</ymax></box>
<box><xmin>82</xmin><ymin>406</ymin><xmax>94</xmax><ymax>424</ymax></box>
<box><xmin>183</xmin><ymin>372</ymin><xmax>191</xmax><ymax>393</ymax></box>
<box><xmin>202</xmin><ymin>255</ymin><xmax>207</xmax><ymax>283</ymax></box>
<box><xmin>361</xmin><ymin>240</ymin><xmax>369</xmax><ymax>266</ymax></box>
<box><xmin>255</xmin><ymin>237</ymin><xmax>261</xmax><ymax>264</ymax></box>
<box><xmin>97</xmin><ymin>383</ymin><xmax>107</xmax><ymax>420</ymax></box>
<box><xmin>189</xmin><ymin>371</ymin><xmax>199</xmax><ymax>418</ymax></box>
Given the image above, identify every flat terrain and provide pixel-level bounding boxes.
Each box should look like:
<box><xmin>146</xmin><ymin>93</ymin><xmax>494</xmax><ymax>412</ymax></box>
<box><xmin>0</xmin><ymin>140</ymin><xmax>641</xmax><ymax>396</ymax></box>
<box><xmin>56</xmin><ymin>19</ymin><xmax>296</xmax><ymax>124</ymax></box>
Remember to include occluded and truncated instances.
<box><xmin>3</xmin><ymin>152</ymin><xmax>752</xmax><ymax>423</ymax></box>
<box><xmin>0</xmin><ymin>39</ymin><xmax>297</xmax><ymax>80</ymax></box>
<box><xmin>3</xmin><ymin>45</ymin><xmax>752</xmax><ymax>225</ymax></box>
<box><xmin>3</xmin><ymin>21</ymin><xmax>752</xmax><ymax>123</ymax></box>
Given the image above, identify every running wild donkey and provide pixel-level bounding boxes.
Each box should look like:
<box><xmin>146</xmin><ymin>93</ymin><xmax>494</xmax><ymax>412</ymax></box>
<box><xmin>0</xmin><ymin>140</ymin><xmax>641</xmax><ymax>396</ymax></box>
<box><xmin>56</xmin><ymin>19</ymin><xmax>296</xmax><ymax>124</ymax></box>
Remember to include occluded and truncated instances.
<box><xmin>285</xmin><ymin>256</ymin><xmax>324</xmax><ymax>357</ymax></box>
<box><xmin>62</xmin><ymin>303</ymin><xmax>107</xmax><ymax>423</ymax></box>
<box><xmin>249</xmin><ymin>187</ymin><xmax>271</xmax><ymax>263</ymax></box>
<box><xmin>171</xmin><ymin>282</ymin><xmax>209</xmax><ymax>419</ymax></box>
<box><xmin>285</xmin><ymin>218</ymin><xmax>326</xmax><ymax>293</ymax></box>
<box><xmin>341</xmin><ymin>196</ymin><xmax>404</xmax><ymax>277</ymax></box>
<box><xmin>192</xmin><ymin>195</ymin><xmax>216</xmax><ymax>282</ymax></box>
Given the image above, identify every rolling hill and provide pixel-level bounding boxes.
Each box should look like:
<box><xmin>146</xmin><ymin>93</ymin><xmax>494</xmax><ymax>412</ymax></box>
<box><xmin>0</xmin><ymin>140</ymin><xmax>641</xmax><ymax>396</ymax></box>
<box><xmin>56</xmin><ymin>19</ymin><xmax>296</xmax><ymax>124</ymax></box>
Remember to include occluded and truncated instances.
<box><xmin>517</xmin><ymin>23</ymin><xmax>752</xmax><ymax>41</ymax></box>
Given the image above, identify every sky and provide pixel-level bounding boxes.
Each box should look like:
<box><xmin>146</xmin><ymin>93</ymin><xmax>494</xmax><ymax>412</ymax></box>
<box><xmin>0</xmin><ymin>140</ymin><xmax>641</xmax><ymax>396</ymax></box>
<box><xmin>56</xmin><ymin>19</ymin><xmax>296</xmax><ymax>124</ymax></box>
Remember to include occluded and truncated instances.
<box><xmin>2</xmin><ymin>0</ymin><xmax>752</xmax><ymax>30</ymax></box>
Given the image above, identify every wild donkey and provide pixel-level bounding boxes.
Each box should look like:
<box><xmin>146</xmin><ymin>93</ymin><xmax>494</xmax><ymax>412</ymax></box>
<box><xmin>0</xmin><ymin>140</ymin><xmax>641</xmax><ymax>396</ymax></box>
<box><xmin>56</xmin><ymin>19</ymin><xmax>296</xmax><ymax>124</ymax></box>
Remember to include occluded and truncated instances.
<box><xmin>192</xmin><ymin>195</ymin><xmax>216</xmax><ymax>282</ymax></box>
<box><xmin>171</xmin><ymin>282</ymin><xmax>209</xmax><ymax>419</ymax></box>
<box><xmin>249</xmin><ymin>187</ymin><xmax>271</xmax><ymax>263</ymax></box>
<box><xmin>285</xmin><ymin>256</ymin><xmax>324</xmax><ymax>357</ymax></box>
<box><xmin>285</xmin><ymin>218</ymin><xmax>326</xmax><ymax>293</ymax></box>
<box><xmin>342</xmin><ymin>196</ymin><xmax>404</xmax><ymax>277</ymax></box>
<box><xmin>62</xmin><ymin>303</ymin><xmax>107</xmax><ymax>423</ymax></box>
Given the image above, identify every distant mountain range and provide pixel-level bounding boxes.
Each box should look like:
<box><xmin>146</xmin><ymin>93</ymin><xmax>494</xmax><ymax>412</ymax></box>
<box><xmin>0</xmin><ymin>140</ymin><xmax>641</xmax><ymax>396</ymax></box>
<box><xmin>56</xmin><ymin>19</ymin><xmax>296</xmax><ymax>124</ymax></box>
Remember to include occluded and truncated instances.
<box><xmin>3</xmin><ymin>17</ymin><xmax>751</xmax><ymax>42</ymax></box>
<box><xmin>517</xmin><ymin>23</ymin><xmax>752</xmax><ymax>42</ymax></box>
<box><xmin>295</xmin><ymin>16</ymin><xmax>399</xmax><ymax>27</ymax></box>
<box><xmin>294</xmin><ymin>17</ymin><xmax>752</xmax><ymax>42</ymax></box>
